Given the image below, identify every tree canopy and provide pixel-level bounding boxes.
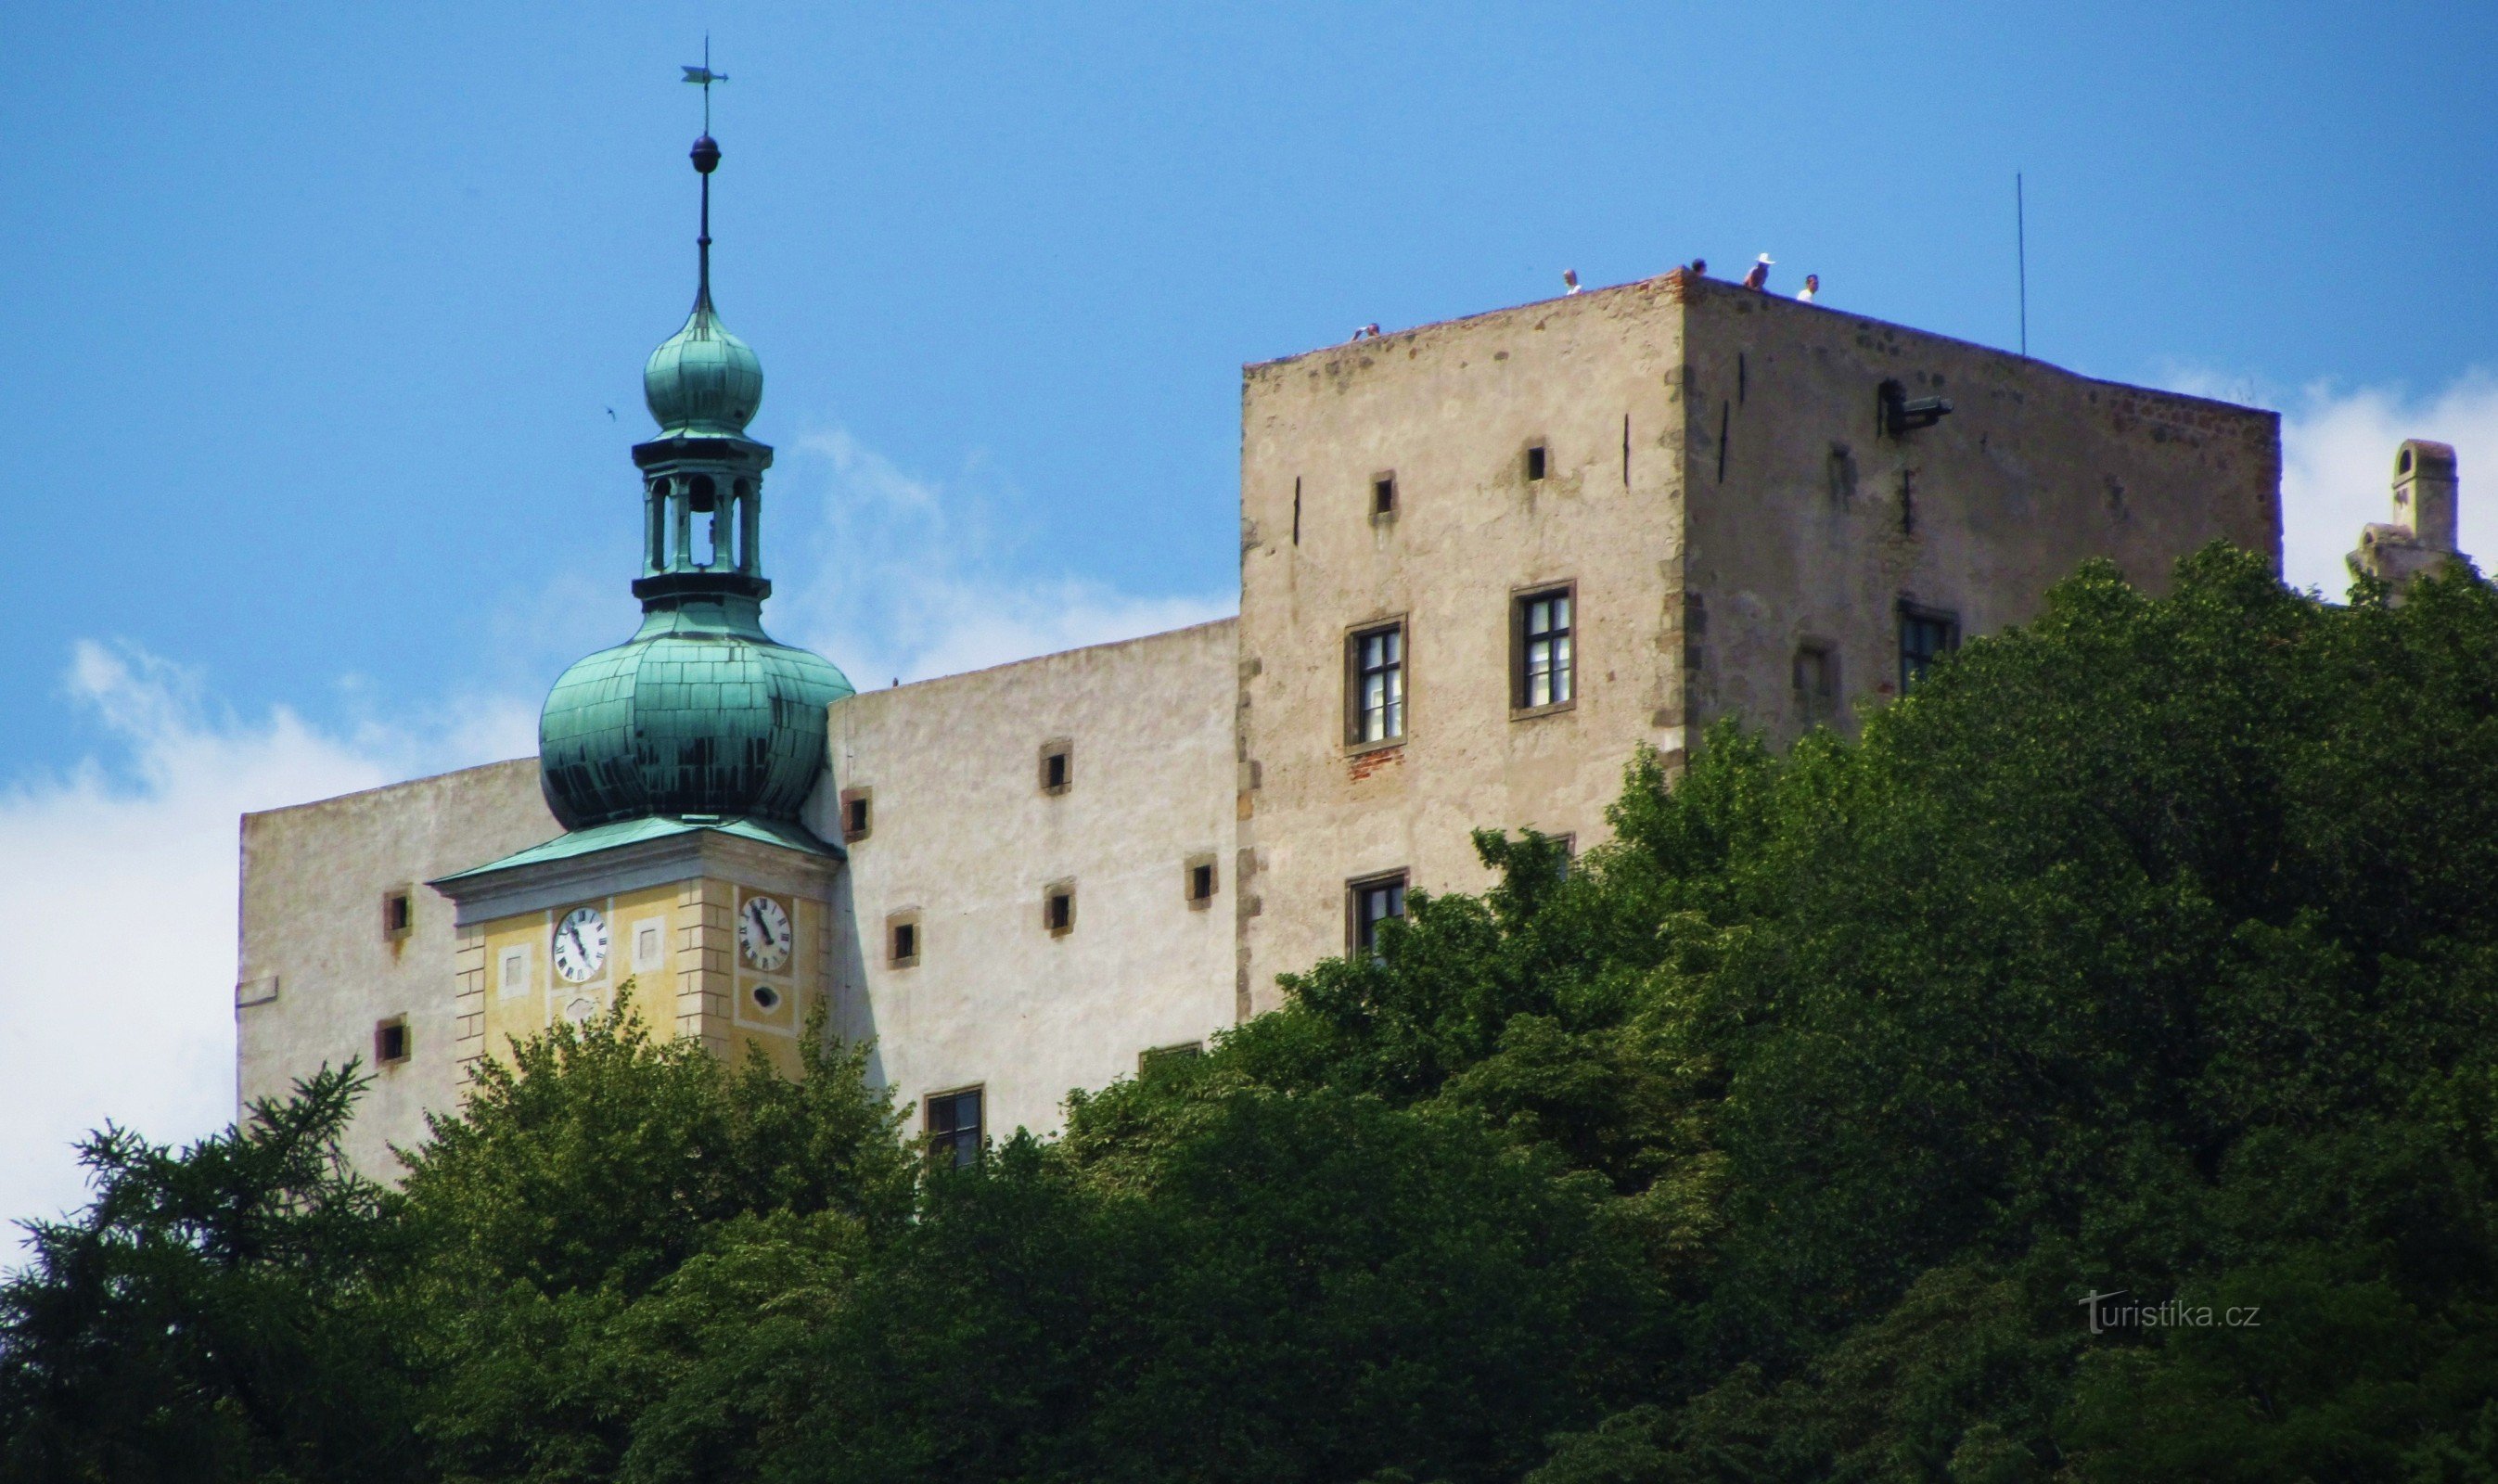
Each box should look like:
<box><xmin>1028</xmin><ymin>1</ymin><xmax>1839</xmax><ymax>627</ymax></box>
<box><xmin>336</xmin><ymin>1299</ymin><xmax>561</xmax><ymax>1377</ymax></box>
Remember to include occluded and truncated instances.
<box><xmin>10</xmin><ymin>546</ymin><xmax>2498</xmax><ymax>1481</ymax></box>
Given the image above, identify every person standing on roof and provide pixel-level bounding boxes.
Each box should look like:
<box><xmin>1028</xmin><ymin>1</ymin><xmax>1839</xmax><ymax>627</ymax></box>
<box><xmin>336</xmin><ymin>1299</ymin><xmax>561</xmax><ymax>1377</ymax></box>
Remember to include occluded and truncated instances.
<box><xmin>1742</xmin><ymin>253</ymin><xmax>1774</xmax><ymax>290</ymax></box>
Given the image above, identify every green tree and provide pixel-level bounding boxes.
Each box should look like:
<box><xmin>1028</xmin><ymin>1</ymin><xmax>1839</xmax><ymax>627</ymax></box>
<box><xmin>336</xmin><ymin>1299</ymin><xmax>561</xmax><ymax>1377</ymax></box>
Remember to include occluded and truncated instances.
<box><xmin>0</xmin><ymin>1065</ymin><xmax>416</xmax><ymax>1484</ymax></box>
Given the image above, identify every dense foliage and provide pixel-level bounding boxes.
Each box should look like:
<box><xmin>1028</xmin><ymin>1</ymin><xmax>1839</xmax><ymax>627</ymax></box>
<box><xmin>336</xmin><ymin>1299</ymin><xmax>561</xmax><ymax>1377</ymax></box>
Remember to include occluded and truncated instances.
<box><xmin>10</xmin><ymin>546</ymin><xmax>2498</xmax><ymax>1480</ymax></box>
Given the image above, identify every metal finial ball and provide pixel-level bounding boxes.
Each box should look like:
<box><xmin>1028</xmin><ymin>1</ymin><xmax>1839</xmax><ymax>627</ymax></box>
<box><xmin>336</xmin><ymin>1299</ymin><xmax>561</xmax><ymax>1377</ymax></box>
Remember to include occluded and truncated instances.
<box><xmin>690</xmin><ymin>134</ymin><xmax>721</xmax><ymax>174</ymax></box>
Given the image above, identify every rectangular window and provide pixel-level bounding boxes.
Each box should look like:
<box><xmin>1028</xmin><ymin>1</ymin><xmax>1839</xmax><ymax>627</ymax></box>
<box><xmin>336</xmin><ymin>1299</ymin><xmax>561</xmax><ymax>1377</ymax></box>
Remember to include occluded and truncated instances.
<box><xmin>498</xmin><ymin>945</ymin><xmax>530</xmax><ymax>1000</ymax></box>
<box><xmin>1039</xmin><ymin>740</ymin><xmax>1072</xmax><ymax>795</ymax></box>
<box><xmin>927</xmin><ymin>1087</ymin><xmax>983</xmax><ymax>1168</ymax></box>
<box><xmin>1349</xmin><ymin>622</ymin><xmax>1406</xmax><ymax>745</ymax></box>
<box><xmin>381</xmin><ymin>889</ymin><xmax>413</xmax><ymax>940</ymax></box>
<box><xmin>1140</xmin><ymin>1042</ymin><xmax>1203</xmax><ymax>1074</ymax></box>
<box><xmin>1898</xmin><ymin>605</ymin><xmax>1960</xmax><ymax>691</ymax></box>
<box><xmin>374</xmin><ymin>1017</ymin><xmax>410</xmax><ymax>1066</ymax></box>
<box><xmin>1515</xmin><ymin>587</ymin><xmax>1575</xmax><ymax>710</ymax></box>
<box><xmin>1372</xmin><ymin>474</ymin><xmax>1397</xmax><ymax>518</ymax></box>
<box><xmin>631</xmin><ymin>919</ymin><xmax>665</xmax><ymax>974</ymax></box>
<box><xmin>887</xmin><ymin>913</ymin><xmax>921</xmax><ymax>968</ymax></box>
<box><xmin>1525</xmin><ymin>442</ymin><xmax>1548</xmax><ymax>481</ymax></box>
<box><xmin>1348</xmin><ymin>870</ymin><xmax>1409</xmax><ymax>956</ymax></box>
<box><xmin>1186</xmin><ymin>857</ymin><xmax>1217</xmax><ymax>907</ymax></box>
<box><xmin>839</xmin><ymin>787</ymin><xmax>872</xmax><ymax>842</ymax></box>
<box><xmin>1044</xmin><ymin>881</ymin><xmax>1075</xmax><ymax>935</ymax></box>
<box><xmin>1794</xmin><ymin>642</ymin><xmax>1838</xmax><ymax>718</ymax></box>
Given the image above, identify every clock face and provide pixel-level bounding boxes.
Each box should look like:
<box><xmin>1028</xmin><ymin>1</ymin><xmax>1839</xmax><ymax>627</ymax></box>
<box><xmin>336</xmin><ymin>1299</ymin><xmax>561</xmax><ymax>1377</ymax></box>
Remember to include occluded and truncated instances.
<box><xmin>739</xmin><ymin>895</ymin><xmax>792</xmax><ymax>972</ymax></box>
<box><xmin>552</xmin><ymin>906</ymin><xmax>608</xmax><ymax>983</ymax></box>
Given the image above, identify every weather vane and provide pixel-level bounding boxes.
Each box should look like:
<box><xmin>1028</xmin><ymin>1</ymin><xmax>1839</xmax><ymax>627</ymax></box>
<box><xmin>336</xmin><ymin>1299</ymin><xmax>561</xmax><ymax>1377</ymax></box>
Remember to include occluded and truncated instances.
<box><xmin>682</xmin><ymin>36</ymin><xmax>727</xmax><ymax>133</ymax></box>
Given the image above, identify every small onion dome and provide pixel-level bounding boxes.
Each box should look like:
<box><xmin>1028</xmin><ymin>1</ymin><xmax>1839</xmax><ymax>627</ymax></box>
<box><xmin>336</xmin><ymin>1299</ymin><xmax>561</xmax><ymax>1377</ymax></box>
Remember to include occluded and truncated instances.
<box><xmin>537</xmin><ymin>597</ymin><xmax>854</xmax><ymax>831</ymax></box>
<box><xmin>643</xmin><ymin>301</ymin><xmax>763</xmax><ymax>436</ymax></box>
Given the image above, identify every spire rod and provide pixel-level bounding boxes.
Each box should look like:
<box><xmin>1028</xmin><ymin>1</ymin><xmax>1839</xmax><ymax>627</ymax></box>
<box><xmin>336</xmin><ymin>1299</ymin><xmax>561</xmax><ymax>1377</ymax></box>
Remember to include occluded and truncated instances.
<box><xmin>682</xmin><ymin>41</ymin><xmax>728</xmax><ymax>313</ymax></box>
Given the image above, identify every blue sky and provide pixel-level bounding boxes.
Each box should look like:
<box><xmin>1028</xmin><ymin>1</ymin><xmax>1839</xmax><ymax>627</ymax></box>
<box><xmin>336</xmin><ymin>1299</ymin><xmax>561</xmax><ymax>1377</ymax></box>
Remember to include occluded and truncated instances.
<box><xmin>2</xmin><ymin>1</ymin><xmax>2495</xmax><ymax>1235</ymax></box>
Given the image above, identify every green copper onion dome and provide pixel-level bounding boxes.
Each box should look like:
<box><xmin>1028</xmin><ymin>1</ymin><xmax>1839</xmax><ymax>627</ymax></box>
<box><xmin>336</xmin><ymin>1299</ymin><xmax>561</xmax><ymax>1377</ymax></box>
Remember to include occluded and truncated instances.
<box><xmin>538</xmin><ymin>596</ymin><xmax>852</xmax><ymax>829</ymax></box>
<box><xmin>534</xmin><ymin>125</ymin><xmax>853</xmax><ymax>835</ymax></box>
<box><xmin>644</xmin><ymin>299</ymin><xmax>762</xmax><ymax>436</ymax></box>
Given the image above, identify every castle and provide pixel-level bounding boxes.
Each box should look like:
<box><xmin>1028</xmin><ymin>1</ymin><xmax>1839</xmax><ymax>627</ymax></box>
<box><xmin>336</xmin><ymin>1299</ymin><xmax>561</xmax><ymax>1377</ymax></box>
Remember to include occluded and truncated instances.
<box><xmin>237</xmin><ymin>129</ymin><xmax>2325</xmax><ymax>1177</ymax></box>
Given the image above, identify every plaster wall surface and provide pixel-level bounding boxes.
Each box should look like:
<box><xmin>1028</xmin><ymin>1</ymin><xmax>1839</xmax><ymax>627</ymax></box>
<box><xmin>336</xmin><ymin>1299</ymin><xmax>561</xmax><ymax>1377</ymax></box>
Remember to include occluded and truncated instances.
<box><xmin>1676</xmin><ymin>278</ymin><xmax>2280</xmax><ymax>738</ymax></box>
<box><xmin>237</xmin><ymin>758</ymin><xmax>554</xmax><ymax>1178</ymax></box>
<box><xmin>1234</xmin><ymin>274</ymin><xmax>2282</xmax><ymax>1015</ymax></box>
<box><xmin>1236</xmin><ymin>282</ymin><xmax>1691</xmax><ymax>1017</ymax></box>
<box><xmin>812</xmin><ymin>620</ymin><xmax>1237</xmax><ymax>1145</ymax></box>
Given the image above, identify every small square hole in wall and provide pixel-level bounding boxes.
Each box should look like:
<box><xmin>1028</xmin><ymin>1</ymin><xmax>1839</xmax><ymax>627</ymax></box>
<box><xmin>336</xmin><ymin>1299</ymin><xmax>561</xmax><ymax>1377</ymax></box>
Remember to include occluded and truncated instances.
<box><xmin>1044</xmin><ymin>881</ymin><xmax>1076</xmax><ymax>936</ymax></box>
<box><xmin>839</xmin><ymin>787</ymin><xmax>873</xmax><ymax>842</ymax></box>
<box><xmin>1185</xmin><ymin>856</ymin><xmax>1218</xmax><ymax>908</ymax></box>
<box><xmin>1525</xmin><ymin>442</ymin><xmax>1548</xmax><ymax>481</ymax></box>
<box><xmin>1039</xmin><ymin>740</ymin><xmax>1072</xmax><ymax>796</ymax></box>
<box><xmin>887</xmin><ymin>913</ymin><xmax>921</xmax><ymax>968</ymax></box>
<box><xmin>381</xmin><ymin>889</ymin><xmax>413</xmax><ymax>940</ymax></box>
<box><xmin>374</xmin><ymin>1017</ymin><xmax>410</xmax><ymax>1067</ymax></box>
<box><xmin>1372</xmin><ymin>474</ymin><xmax>1397</xmax><ymax>518</ymax></box>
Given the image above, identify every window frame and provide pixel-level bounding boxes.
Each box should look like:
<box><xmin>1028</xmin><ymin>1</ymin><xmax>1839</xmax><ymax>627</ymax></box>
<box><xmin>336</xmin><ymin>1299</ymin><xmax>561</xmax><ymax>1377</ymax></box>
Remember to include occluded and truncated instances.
<box><xmin>1043</xmin><ymin>879</ymin><xmax>1076</xmax><ymax>937</ymax></box>
<box><xmin>1344</xmin><ymin>618</ymin><xmax>1409</xmax><ymax>750</ymax></box>
<box><xmin>1511</xmin><ymin>582</ymin><xmax>1578</xmax><ymax>717</ymax></box>
<box><xmin>885</xmin><ymin>910</ymin><xmax>921</xmax><ymax>968</ymax></box>
<box><xmin>1524</xmin><ymin>440</ymin><xmax>1549</xmax><ymax>482</ymax></box>
<box><xmin>1370</xmin><ymin>470</ymin><xmax>1398</xmax><ymax>523</ymax></box>
<box><xmin>839</xmin><ymin>787</ymin><xmax>873</xmax><ymax>843</ymax></box>
<box><xmin>381</xmin><ymin>886</ymin><xmax>414</xmax><ymax>942</ymax></box>
<box><xmin>925</xmin><ymin>1086</ymin><xmax>984</xmax><ymax>1169</ymax></box>
<box><xmin>374</xmin><ymin>1016</ymin><xmax>411</xmax><ymax>1067</ymax></box>
<box><xmin>1793</xmin><ymin>638</ymin><xmax>1839</xmax><ymax>722</ymax></box>
<box><xmin>1185</xmin><ymin>853</ymin><xmax>1219</xmax><ymax>910</ymax></box>
<box><xmin>1038</xmin><ymin>739</ymin><xmax>1072</xmax><ymax>797</ymax></box>
<box><xmin>1896</xmin><ymin>602</ymin><xmax>1961</xmax><ymax>693</ymax></box>
<box><xmin>1139</xmin><ymin>1042</ymin><xmax>1203</xmax><ymax>1075</ymax></box>
<box><xmin>1346</xmin><ymin>868</ymin><xmax>1411</xmax><ymax>957</ymax></box>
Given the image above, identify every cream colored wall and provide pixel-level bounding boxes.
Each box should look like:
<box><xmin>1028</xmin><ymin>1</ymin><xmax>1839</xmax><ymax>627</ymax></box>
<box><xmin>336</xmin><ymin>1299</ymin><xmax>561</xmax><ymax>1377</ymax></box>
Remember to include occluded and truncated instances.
<box><xmin>811</xmin><ymin>620</ymin><xmax>1237</xmax><ymax>1145</ymax></box>
<box><xmin>1236</xmin><ymin>282</ymin><xmax>1690</xmax><ymax>1017</ymax></box>
<box><xmin>1234</xmin><ymin>273</ymin><xmax>2282</xmax><ymax>1015</ymax></box>
<box><xmin>1676</xmin><ymin>278</ymin><xmax>2281</xmax><ymax>741</ymax></box>
<box><xmin>237</xmin><ymin>758</ymin><xmax>554</xmax><ymax>1178</ymax></box>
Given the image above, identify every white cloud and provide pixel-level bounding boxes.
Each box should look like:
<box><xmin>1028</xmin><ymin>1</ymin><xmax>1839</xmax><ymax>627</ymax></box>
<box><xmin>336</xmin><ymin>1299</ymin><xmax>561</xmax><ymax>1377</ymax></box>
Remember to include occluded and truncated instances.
<box><xmin>0</xmin><ymin>645</ymin><xmax>534</xmax><ymax>1259</ymax></box>
<box><xmin>777</xmin><ymin>428</ymin><xmax>1236</xmax><ymax>689</ymax></box>
<box><xmin>2161</xmin><ymin>366</ymin><xmax>2498</xmax><ymax>596</ymax></box>
<box><xmin>0</xmin><ymin>645</ymin><xmax>384</xmax><ymax>1252</ymax></box>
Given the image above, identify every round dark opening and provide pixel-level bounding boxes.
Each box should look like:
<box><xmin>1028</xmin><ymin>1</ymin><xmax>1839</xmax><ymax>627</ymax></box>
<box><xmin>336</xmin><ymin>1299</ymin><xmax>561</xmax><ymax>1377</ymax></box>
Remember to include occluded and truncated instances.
<box><xmin>2401</xmin><ymin>448</ymin><xmax>2415</xmax><ymax>474</ymax></box>
<box><xmin>751</xmin><ymin>985</ymin><xmax>781</xmax><ymax>1011</ymax></box>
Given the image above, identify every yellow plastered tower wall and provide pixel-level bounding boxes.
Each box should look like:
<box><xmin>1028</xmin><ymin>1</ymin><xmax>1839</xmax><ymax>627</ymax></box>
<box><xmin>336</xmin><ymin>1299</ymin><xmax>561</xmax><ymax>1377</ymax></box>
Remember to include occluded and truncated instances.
<box><xmin>438</xmin><ymin>822</ymin><xmax>845</xmax><ymax>1085</ymax></box>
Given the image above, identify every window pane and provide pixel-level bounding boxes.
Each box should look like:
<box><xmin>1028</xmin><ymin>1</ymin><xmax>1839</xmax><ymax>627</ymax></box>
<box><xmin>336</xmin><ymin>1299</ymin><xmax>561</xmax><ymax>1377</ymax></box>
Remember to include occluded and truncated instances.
<box><xmin>1553</xmin><ymin>634</ymin><xmax>1573</xmax><ymax>702</ymax></box>
<box><xmin>1553</xmin><ymin>595</ymin><xmax>1570</xmax><ymax>630</ymax></box>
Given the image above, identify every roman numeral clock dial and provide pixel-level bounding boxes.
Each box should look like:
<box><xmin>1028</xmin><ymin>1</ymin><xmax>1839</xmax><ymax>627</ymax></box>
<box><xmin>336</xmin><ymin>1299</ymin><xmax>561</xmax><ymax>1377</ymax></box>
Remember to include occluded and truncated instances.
<box><xmin>553</xmin><ymin>906</ymin><xmax>608</xmax><ymax>983</ymax></box>
<box><xmin>740</xmin><ymin>895</ymin><xmax>792</xmax><ymax>972</ymax></box>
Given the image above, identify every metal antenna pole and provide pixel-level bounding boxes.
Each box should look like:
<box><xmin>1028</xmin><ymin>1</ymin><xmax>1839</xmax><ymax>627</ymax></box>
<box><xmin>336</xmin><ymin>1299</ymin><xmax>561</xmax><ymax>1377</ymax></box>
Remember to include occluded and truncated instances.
<box><xmin>2017</xmin><ymin>173</ymin><xmax>2029</xmax><ymax>358</ymax></box>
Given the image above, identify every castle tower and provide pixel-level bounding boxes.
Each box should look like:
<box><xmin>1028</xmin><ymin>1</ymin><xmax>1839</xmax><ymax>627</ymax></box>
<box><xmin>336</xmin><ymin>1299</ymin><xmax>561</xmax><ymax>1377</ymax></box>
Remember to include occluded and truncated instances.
<box><xmin>430</xmin><ymin>123</ymin><xmax>852</xmax><ymax>1077</ymax></box>
<box><xmin>2350</xmin><ymin>439</ymin><xmax>2464</xmax><ymax>595</ymax></box>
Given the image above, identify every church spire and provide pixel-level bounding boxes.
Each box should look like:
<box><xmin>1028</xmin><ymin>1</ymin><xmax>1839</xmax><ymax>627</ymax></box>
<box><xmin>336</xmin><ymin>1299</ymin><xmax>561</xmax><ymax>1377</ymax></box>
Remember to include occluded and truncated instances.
<box><xmin>530</xmin><ymin>80</ymin><xmax>856</xmax><ymax>835</ymax></box>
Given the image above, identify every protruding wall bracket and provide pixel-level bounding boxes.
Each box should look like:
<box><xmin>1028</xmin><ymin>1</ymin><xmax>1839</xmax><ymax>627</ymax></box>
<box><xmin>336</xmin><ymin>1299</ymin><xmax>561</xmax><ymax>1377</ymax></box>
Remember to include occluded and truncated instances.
<box><xmin>1879</xmin><ymin>379</ymin><xmax>1954</xmax><ymax>437</ymax></box>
